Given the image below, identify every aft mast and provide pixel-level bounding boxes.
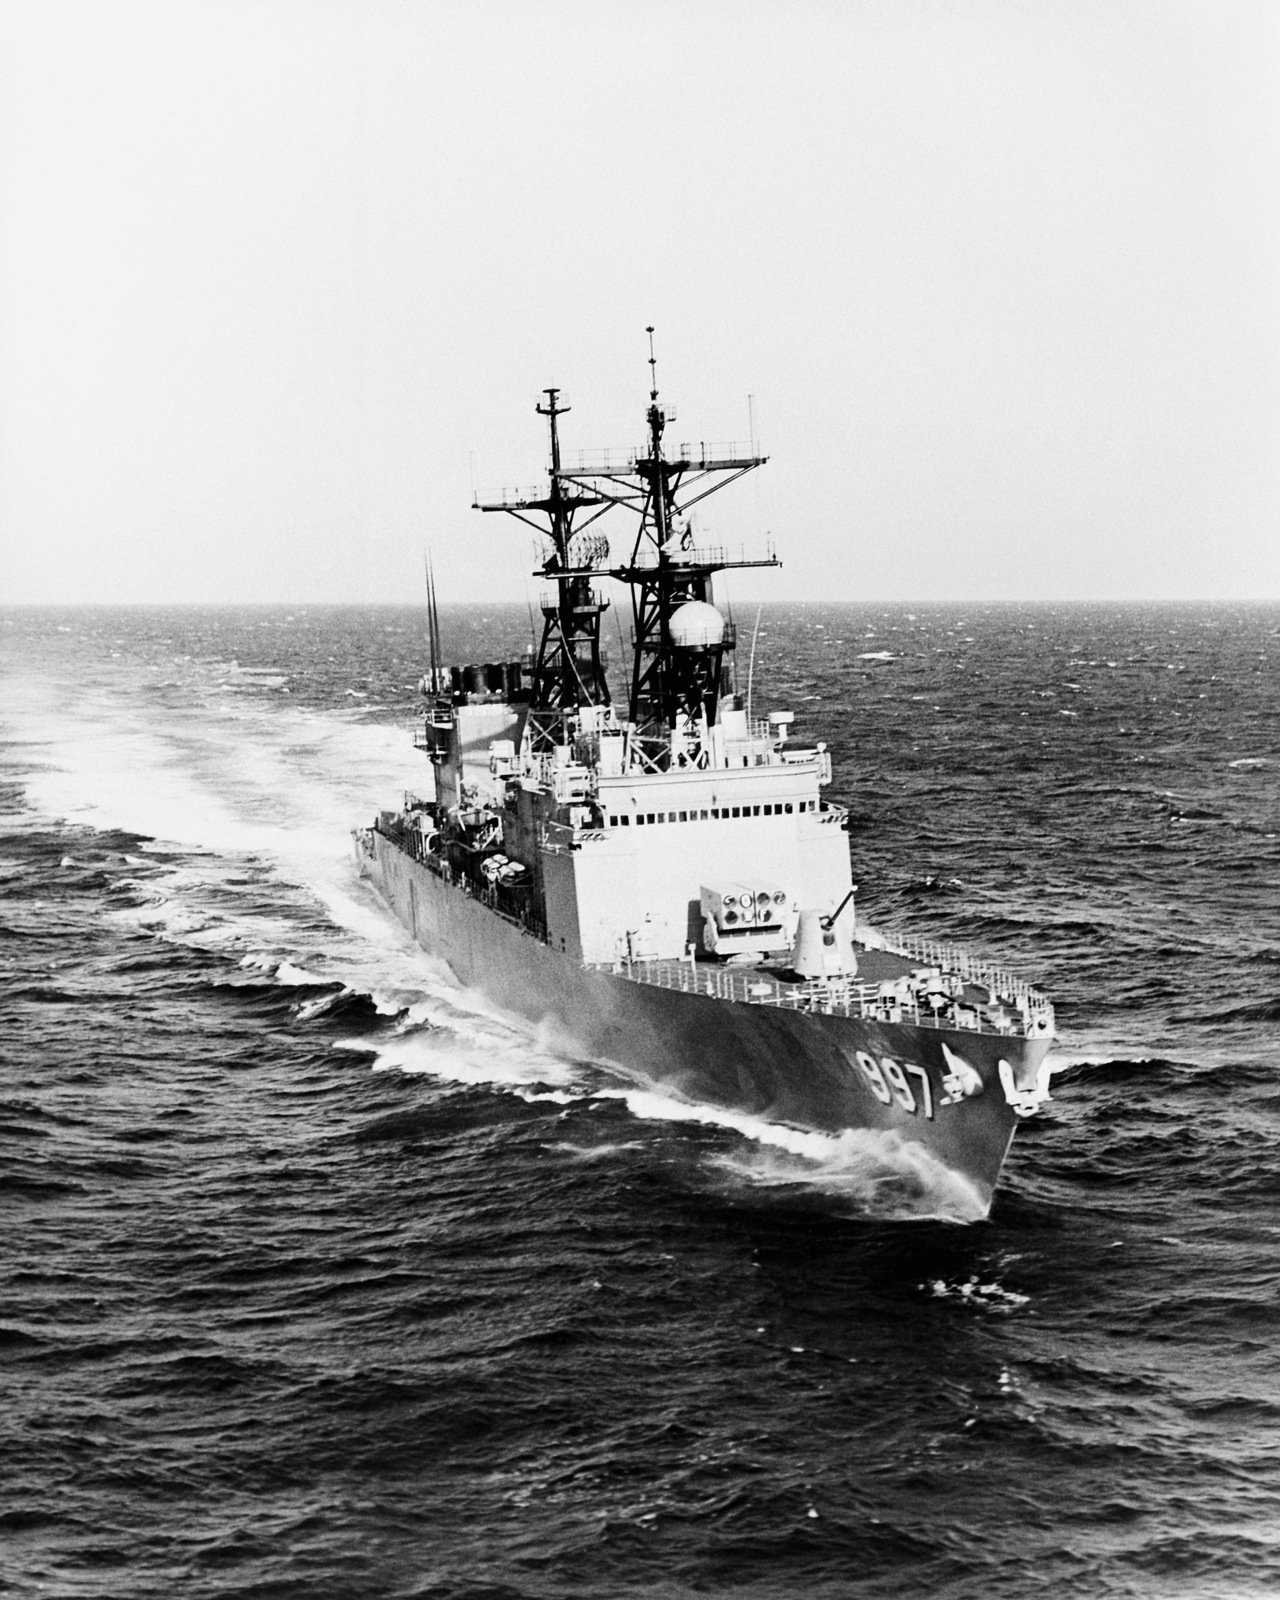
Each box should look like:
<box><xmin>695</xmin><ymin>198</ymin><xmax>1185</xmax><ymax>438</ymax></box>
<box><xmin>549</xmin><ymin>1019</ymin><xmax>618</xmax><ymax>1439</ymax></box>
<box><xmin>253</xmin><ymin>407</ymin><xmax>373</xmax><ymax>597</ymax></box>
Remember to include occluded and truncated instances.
<box><xmin>474</xmin><ymin>331</ymin><xmax>777</xmax><ymax>773</ymax></box>
<box><xmin>556</xmin><ymin>329</ymin><xmax>778</xmax><ymax>771</ymax></box>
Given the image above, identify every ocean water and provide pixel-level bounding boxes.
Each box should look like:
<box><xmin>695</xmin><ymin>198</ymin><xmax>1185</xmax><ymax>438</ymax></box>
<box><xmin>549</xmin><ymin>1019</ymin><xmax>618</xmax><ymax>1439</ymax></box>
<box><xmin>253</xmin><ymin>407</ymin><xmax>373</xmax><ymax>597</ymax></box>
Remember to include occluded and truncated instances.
<box><xmin>2</xmin><ymin>600</ymin><xmax>1277</xmax><ymax>1600</ymax></box>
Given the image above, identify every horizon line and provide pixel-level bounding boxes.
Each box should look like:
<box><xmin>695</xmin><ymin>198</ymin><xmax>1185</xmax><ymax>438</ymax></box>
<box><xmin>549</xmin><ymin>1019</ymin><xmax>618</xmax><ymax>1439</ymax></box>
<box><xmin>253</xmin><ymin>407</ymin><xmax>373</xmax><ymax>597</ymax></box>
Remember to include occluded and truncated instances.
<box><xmin>4</xmin><ymin>596</ymin><xmax>1279</xmax><ymax>611</ymax></box>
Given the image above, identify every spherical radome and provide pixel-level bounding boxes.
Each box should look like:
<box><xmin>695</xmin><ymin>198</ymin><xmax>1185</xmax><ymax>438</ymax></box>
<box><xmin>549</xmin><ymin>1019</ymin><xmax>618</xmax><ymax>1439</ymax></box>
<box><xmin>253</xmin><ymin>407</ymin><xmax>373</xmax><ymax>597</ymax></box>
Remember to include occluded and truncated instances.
<box><xmin>667</xmin><ymin>600</ymin><xmax>725</xmax><ymax>649</ymax></box>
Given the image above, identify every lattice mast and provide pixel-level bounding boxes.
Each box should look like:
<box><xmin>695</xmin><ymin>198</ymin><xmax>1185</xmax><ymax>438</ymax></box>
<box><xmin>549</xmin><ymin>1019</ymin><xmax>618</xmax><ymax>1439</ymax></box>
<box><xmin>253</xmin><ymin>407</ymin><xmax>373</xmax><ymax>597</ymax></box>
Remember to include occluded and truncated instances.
<box><xmin>474</xmin><ymin>388</ymin><xmax>612</xmax><ymax>752</ymax></box>
<box><xmin>558</xmin><ymin>329</ymin><xmax>777</xmax><ymax>768</ymax></box>
<box><xmin>476</xmin><ymin>333</ymin><xmax>777</xmax><ymax>770</ymax></box>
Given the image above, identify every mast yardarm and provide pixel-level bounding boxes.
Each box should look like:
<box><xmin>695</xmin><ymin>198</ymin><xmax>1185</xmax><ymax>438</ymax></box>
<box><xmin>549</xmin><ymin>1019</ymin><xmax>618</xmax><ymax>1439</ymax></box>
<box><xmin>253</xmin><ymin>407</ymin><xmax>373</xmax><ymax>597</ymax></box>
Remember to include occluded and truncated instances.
<box><xmin>475</xmin><ymin>335</ymin><xmax>778</xmax><ymax>770</ymax></box>
<box><xmin>475</xmin><ymin>387</ymin><xmax>611</xmax><ymax>752</ymax></box>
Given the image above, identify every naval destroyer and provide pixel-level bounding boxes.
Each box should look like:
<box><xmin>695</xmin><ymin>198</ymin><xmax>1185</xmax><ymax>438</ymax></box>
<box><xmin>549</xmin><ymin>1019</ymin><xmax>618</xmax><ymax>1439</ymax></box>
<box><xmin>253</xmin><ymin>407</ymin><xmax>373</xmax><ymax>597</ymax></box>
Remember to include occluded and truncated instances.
<box><xmin>355</xmin><ymin>341</ymin><xmax>1055</xmax><ymax>1213</ymax></box>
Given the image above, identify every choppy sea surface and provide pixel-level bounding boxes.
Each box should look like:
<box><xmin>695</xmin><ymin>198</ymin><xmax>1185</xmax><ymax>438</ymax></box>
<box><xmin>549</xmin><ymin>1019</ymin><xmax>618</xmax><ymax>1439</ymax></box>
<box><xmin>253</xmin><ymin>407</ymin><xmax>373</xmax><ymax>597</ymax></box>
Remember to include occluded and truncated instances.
<box><xmin>2</xmin><ymin>600</ymin><xmax>1278</xmax><ymax>1600</ymax></box>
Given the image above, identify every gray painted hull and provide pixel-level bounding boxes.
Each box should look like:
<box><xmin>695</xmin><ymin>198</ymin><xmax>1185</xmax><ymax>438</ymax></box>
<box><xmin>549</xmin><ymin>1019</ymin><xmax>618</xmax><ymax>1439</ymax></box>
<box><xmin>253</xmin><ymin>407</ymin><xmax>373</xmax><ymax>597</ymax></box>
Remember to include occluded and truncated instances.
<box><xmin>360</xmin><ymin>832</ymin><xmax>1048</xmax><ymax>1214</ymax></box>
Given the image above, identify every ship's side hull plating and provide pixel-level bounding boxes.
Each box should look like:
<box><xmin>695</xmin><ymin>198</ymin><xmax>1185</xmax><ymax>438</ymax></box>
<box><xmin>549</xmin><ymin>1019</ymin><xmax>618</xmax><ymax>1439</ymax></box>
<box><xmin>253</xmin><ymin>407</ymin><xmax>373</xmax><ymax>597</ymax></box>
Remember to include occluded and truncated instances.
<box><xmin>362</xmin><ymin>833</ymin><xmax>1045</xmax><ymax>1213</ymax></box>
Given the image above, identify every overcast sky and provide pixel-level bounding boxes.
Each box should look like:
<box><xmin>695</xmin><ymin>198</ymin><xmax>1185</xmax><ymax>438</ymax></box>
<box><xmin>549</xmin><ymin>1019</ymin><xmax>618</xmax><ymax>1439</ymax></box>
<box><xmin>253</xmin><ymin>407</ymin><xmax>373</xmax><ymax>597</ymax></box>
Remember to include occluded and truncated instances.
<box><xmin>2</xmin><ymin>0</ymin><xmax>1276</xmax><ymax>606</ymax></box>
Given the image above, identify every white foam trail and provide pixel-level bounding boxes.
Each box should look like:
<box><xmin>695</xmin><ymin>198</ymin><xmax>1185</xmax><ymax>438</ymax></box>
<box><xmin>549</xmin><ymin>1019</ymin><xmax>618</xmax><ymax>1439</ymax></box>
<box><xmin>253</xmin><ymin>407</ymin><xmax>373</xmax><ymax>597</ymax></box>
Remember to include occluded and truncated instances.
<box><xmin>923</xmin><ymin>1276</ymin><xmax>1030</xmax><ymax>1312</ymax></box>
<box><xmin>1049</xmin><ymin>1049</ymin><xmax>1162</xmax><ymax>1070</ymax></box>
<box><xmin>594</xmin><ymin>1086</ymin><xmax>988</xmax><ymax>1221</ymax></box>
<box><xmin>2</xmin><ymin>664</ymin><xmax>450</xmax><ymax>1012</ymax></box>
<box><xmin>5</xmin><ymin>669</ymin><xmax>417</xmax><ymax>862</ymax></box>
<box><xmin>546</xmin><ymin>1140</ymin><xmax>649</xmax><ymax>1162</ymax></box>
<box><xmin>352</xmin><ymin>1022</ymin><xmax>580</xmax><ymax>1093</ymax></box>
<box><xmin>725</xmin><ymin>1148</ymin><xmax>987</xmax><ymax>1222</ymax></box>
<box><xmin>274</xmin><ymin>962</ymin><xmax>331</xmax><ymax>987</ymax></box>
<box><xmin>291</xmin><ymin>991</ymin><xmax>347</xmax><ymax>1022</ymax></box>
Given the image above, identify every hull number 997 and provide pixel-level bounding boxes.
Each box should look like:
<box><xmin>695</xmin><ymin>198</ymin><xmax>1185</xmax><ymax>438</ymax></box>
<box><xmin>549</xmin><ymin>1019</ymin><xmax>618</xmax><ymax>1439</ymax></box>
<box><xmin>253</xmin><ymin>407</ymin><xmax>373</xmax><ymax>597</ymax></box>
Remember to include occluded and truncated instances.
<box><xmin>855</xmin><ymin>1051</ymin><xmax>934</xmax><ymax>1118</ymax></box>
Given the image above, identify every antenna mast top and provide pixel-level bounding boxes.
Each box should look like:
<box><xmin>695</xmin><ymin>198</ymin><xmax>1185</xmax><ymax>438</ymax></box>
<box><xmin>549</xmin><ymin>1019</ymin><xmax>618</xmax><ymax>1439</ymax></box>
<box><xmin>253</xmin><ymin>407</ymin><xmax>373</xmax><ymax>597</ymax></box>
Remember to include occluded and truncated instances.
<box><xmin>535</xmin><ymin>386</ymin><xmax>567</xmax><ymax>417</ymax></box>
<box><xmin>646</xmin><ymin>325</ymin><xmax>658</xmax><ymax>402</ymax></box>
<box><xmin>536</xmin><ymin>387</ymin><xmax>569</xmax><ymax>476</ymax></box>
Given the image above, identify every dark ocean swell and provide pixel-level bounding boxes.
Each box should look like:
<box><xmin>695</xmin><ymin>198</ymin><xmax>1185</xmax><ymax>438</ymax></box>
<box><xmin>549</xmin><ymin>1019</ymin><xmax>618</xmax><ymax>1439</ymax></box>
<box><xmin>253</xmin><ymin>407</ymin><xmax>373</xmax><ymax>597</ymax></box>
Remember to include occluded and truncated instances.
<box><xmin>2</xmin><ymin>601</ymin><xmax>1279</xmax><ymax>1599</ymax></box>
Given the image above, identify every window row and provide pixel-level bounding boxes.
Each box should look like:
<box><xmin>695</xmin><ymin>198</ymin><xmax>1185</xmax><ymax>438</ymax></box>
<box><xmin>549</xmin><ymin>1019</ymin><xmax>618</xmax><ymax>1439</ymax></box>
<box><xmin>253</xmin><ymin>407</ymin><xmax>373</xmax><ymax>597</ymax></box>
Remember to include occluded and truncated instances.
<box><xmin>607</xmin><ymin>800</ymin><xmax>819</xmax><ymax>828</ymax></box>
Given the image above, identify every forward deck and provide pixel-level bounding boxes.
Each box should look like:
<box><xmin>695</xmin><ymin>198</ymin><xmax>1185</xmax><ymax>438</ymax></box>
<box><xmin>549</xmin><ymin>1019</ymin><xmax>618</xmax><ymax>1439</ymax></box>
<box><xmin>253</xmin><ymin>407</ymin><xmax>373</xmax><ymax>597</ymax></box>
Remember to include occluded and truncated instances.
<box><xmin>586</xmin><ymin>937</ymin><xmax>1053</xmax><ymax>1039</ymax></box>
<box><xmin>366</xmin><ymin>819</ymin><xmax>1054</xmax><ymax>1041</ymax></box>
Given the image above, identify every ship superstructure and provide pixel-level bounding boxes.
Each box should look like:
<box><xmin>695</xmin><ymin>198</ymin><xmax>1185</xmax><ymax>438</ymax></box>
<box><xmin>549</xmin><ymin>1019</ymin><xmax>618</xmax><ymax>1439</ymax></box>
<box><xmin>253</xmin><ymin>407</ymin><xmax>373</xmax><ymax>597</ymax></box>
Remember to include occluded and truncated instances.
<box><xmin>356</xmin><ymin>342</ymin><xmax>1057</xmax><ymax>1214</ymax></box>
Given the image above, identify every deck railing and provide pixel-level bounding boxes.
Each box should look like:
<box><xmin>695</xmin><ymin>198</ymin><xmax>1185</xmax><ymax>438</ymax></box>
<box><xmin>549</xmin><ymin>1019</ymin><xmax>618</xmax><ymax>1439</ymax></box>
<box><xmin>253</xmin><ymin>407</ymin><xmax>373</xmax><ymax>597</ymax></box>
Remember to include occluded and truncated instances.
<box><xmin>625</xmin><ymin>538</ymin><xmax>776</xmax><ymax>571</ymax></box>
<box><xmin>582</xmin><ymin>954</ymin><xmax>1048</xmax><ymax>1038</ymax></box>
<box><xmin>872</xmin><ymin>930</ymin><xmax>1054</xmax><ymax>1020</ymax></box>
<box><xmin>474</xmin><ymin>484</ymin><xmax>547</xmax><ymax>508</ymax></box>
<box><xmin>374</xmin><ymin>823</ymin><xmax>1053</xmax><ymax>1038</ymax></box>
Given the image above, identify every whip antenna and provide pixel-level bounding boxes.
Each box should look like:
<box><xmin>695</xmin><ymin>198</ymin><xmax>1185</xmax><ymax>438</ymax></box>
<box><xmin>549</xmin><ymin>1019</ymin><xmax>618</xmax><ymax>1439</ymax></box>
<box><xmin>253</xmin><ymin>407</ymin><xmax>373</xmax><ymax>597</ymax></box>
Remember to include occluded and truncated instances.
<box><xmin>746</xmin><ymin>602</ymin><xmax>764</xmax><ymax>723</ymax></box>
<box><xmin>423</xmin><ymin>548</ymin><xmax>443</xmax><ymax>692</ymax></box>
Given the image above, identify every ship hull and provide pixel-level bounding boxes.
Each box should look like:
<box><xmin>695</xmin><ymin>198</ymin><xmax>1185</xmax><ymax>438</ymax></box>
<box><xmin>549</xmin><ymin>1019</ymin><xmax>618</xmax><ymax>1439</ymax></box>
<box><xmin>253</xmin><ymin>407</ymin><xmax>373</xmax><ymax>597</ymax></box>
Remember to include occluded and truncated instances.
<box><xmin>359</xmin><ymin>832</ymin><xmax>1047</xmax><ymax>1215</ymax></box>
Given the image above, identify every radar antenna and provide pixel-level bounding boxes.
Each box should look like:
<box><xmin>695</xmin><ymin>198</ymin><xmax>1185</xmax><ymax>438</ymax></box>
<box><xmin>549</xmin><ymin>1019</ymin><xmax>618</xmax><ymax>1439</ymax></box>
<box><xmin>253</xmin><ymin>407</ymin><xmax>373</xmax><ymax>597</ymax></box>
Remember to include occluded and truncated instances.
<box><xmin>556</xmin><ymin>328</ymin><xmax>779</xmax><ymax>766</ymax></box>
<box><xmin>476</xmin><ymin>334</ymin><xmax>780</xmax><ymax>771</ymax></box>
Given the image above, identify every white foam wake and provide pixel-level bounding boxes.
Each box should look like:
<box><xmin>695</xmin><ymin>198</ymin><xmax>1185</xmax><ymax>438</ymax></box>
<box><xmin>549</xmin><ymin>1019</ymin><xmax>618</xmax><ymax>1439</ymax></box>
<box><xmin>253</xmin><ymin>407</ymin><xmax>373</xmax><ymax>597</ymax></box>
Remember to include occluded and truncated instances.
<box><xmin>594</xmin><ymin>1086</ymin><xmax>989</xmax><ymax>1222</ymax></box>
<box><xmin>2</xmin><ymin>663</ymin><xmax>447</xmax><ymax>1011</ymax></box>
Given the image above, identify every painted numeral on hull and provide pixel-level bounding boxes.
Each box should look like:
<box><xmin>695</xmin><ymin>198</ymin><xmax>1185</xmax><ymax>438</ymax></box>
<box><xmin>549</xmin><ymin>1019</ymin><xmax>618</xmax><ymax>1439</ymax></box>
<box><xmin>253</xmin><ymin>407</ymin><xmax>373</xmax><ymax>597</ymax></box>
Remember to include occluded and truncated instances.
<box><xmin>880</xmin><ymin>1057</ymin><xmax>917</xmax><ymax>1113</ymax></box>
<box><xmin>902</xmin><ymin>1061</ymin><xmax>933</xmax><ymax>1119</ymax></box>
<box><xmin>854</xmin><ymin>1051</ymin><xmax>935</xmax><ymax>1120</ymax></box>
<box><xmin>855</xmin><ymin>1051</ymin><xmax>893</xmax><ymax>1105</ymax></box>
